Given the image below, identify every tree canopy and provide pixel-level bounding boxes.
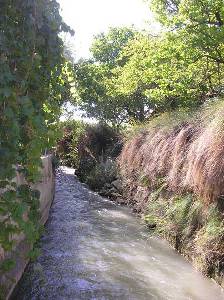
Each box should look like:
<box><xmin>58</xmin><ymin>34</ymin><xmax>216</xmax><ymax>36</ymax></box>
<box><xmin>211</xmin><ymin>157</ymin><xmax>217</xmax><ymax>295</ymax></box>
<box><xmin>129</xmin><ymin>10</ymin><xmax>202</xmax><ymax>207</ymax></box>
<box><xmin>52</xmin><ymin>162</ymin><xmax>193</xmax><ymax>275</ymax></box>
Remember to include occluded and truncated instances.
<box><xmin>73</xmin><ymin>27</ymin><xmax>152</xmax><ymax>125</ymax></box>
<box><xmin>73</xmin><ymin>1</ymin><xmax>224</xmax><ymax>125</ymax></box>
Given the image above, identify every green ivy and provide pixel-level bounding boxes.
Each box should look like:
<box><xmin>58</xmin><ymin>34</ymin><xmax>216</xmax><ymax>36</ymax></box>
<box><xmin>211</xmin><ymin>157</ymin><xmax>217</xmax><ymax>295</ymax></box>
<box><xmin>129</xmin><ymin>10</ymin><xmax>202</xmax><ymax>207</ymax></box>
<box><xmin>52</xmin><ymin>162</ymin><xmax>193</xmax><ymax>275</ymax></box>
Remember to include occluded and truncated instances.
<box><xmin>0</xmin><ymin>0</ymin><xmax>73</xmax><ymax>289</ymax></box>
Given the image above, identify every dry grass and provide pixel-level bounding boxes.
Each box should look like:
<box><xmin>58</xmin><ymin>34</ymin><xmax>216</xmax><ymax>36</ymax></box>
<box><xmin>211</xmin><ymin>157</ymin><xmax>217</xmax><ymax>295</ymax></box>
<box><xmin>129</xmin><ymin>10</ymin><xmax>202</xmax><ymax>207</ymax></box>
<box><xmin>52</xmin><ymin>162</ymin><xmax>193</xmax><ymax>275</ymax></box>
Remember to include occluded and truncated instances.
<box><xmin>119</xmin><ymin>102</ymin><xmax>224</xmax><ymax>204</ymax></box>
<box><xmin>118</xmin><ymin>101</ymin><xmax>224</xmax><ymax>284</ymax></box>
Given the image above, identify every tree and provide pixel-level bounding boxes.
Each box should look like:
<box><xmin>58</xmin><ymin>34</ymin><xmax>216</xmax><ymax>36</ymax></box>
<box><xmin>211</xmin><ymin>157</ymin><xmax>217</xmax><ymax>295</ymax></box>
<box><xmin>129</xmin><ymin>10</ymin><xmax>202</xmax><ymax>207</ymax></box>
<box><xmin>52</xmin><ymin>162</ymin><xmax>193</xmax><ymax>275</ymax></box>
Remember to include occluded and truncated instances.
<box><xmin>74</xmin><ymin>27</ymin><xmax>154</xmax><ymax>125</ymax></box>
<box><xmin>112</xmin><ymin>0</ymin><xmax>224</xmax><ymax>114</ymax></box>
<box><xmin>149</xmin><ymin>0</ymin><xmax>224</xmax><ymax>94</ymax></box>
<box><xmin>74</xmin><ymin>1</ymin><xmax>224</xmax><ymax>125</ymax></box>
<box><xmin>90</xmin><ymin>27</ymin><xmax>136</xmax><ymax>66</ymax></box>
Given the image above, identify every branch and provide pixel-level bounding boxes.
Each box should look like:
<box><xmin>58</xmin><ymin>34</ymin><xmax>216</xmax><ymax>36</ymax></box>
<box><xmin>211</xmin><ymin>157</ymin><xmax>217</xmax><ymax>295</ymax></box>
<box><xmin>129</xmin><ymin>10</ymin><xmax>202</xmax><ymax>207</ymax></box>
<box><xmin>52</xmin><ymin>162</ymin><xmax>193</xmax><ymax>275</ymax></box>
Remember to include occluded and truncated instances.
<box><xmin>215</xmin><ymin>11</ymin><xmax>223</xmax><ymax>27</ymax></box>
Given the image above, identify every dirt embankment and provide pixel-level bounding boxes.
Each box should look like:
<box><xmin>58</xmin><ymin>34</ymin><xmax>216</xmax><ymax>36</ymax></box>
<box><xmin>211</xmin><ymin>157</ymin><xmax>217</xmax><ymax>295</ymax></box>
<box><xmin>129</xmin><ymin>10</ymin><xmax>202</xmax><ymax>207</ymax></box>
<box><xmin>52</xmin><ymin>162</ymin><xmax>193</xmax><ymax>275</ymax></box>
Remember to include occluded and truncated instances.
<box><xmin>118</xmin><ymin>104</ymin><xmax>224</xmax><ymax>287</ymax></box>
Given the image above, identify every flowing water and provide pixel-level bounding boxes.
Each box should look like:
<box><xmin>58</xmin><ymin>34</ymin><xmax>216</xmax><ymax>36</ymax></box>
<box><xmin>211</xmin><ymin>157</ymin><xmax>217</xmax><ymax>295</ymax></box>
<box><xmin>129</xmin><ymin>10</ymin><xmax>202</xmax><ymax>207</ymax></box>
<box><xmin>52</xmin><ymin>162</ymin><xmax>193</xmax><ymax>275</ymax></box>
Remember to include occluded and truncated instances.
<box><xmin>12</xmin><ymin>167</ymin><xmax>224</xmax><ymax>300</ymax></box>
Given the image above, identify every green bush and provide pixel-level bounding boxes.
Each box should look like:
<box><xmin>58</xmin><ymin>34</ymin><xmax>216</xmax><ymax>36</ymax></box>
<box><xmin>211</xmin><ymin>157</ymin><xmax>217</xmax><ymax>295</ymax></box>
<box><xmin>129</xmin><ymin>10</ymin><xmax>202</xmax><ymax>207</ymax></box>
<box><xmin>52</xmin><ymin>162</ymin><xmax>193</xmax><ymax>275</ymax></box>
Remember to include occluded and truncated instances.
<box><xmin>85</xmin><ymin>159</ymin><xmax>118</xmax><ymax>190</ymax></box>
<box><xmin>56</xmin><ymin>120</ymin><xmax>87</xmax><ymax>167</ymax></box>
<box><xmin>57</xmin><ymin>122</ymin><xmax>122</xmax><ymax>189</ymax></box>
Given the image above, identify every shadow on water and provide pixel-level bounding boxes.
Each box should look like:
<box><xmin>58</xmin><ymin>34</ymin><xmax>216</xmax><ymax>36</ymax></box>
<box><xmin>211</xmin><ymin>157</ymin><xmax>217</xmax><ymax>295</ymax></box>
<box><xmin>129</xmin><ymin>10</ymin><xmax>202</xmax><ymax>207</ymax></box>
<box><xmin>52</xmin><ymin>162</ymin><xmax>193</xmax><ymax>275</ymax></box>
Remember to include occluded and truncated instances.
<box><xmin>11</xmin><ymin>167</ymin><xmax>224</xmax><ymax>300</ymax></box>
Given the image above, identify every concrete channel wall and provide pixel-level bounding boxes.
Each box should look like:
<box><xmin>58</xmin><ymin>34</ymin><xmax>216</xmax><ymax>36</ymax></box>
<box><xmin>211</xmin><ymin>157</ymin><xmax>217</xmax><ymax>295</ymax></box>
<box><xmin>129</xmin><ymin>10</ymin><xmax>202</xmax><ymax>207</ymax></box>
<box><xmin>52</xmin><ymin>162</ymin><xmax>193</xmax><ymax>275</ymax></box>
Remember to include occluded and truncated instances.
<box><xmin>0</xmin><ymin>155</ymin><xmax>55</xmax><ymax>300</ymax></box>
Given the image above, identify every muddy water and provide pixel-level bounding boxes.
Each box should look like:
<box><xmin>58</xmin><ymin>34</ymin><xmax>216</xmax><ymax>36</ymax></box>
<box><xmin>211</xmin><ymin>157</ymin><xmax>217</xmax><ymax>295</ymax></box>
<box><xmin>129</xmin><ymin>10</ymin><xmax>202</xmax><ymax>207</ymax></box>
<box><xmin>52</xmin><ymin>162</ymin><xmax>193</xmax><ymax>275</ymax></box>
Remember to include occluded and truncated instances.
<box><xmin>12</xmin><ymin>167</ymin><xmax>224</xmax><ymax>300</ymax></box>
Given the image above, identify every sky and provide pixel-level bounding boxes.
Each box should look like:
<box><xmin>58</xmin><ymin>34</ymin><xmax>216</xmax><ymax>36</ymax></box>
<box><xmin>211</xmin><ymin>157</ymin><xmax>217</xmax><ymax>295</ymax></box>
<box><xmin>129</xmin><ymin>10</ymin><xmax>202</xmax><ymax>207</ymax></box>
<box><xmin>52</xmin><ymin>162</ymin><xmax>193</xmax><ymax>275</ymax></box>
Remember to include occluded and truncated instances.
<box><xmin>58</xmin><ymin>0</ymin><xmax>158</xmax><ymax>60</ymax></box>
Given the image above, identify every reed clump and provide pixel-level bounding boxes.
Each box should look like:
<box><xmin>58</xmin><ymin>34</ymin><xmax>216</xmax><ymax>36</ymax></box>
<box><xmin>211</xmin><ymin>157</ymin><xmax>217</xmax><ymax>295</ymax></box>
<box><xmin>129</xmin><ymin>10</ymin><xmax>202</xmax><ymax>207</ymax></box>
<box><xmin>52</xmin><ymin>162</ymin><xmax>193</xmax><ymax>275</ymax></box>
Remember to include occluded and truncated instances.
<box><xmin>119</xmin><ymin>103</ymin><xmax>224</xmax><ymax>205</ymax></box>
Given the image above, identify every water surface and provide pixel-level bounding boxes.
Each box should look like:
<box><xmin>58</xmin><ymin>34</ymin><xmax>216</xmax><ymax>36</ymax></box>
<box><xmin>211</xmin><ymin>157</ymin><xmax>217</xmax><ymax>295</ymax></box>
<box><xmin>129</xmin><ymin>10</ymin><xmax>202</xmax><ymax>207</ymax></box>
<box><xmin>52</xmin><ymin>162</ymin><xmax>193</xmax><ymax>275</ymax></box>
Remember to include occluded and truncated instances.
<box><xmin>12</xmin><ymin>167</ymin><xmax>224</xmax><ymax>300</ymax></box>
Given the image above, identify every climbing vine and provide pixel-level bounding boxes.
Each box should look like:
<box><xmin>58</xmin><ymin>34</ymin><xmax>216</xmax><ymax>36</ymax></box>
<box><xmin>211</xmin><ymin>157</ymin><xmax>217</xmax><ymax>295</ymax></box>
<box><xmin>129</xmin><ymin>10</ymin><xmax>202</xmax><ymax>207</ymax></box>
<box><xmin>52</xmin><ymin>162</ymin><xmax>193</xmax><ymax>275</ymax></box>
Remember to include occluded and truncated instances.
<box><xmin>0</xmin><ymin>0</ymin><xmax>73</xmax><ymax>282</ymax></box>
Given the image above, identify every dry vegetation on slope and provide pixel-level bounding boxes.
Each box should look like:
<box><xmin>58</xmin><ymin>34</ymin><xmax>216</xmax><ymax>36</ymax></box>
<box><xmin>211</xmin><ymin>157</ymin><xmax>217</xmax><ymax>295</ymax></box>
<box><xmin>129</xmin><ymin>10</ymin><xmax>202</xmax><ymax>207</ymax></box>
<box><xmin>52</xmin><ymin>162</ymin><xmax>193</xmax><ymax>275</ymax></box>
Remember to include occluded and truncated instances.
<box><xmin>118</xmin><ymin>101</ymin><xmax>224</xmax><ymax>285</ymax></box>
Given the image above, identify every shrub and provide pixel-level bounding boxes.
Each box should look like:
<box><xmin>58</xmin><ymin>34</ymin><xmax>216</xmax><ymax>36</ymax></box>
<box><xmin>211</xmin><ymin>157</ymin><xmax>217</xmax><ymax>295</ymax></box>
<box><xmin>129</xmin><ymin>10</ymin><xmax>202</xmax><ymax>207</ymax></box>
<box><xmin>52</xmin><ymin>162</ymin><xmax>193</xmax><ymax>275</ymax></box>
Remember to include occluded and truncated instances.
<box><xmin>56</xmin><ymin>120</ymin><xmax>87</xmax><ymax>167</ymax></box>
<box><xmin>57</xmin><ymin>122</ymin><xmax>122</xmax><ymax>188</ymax></box>
<box><xmin>84</xmin><ymin>159</ymin><xmax>118</xmax><ymax>190</ymax></box>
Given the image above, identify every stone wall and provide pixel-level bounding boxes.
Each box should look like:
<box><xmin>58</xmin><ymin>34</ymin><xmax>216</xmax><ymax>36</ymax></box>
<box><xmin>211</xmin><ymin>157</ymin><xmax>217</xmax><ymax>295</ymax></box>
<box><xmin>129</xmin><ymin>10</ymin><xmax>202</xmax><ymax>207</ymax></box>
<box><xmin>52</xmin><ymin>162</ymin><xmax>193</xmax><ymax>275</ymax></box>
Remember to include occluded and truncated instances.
<box><xmin>0</xmin><ymin>155</ymin><xmax>55</xmax><ymax>300</ymax></box>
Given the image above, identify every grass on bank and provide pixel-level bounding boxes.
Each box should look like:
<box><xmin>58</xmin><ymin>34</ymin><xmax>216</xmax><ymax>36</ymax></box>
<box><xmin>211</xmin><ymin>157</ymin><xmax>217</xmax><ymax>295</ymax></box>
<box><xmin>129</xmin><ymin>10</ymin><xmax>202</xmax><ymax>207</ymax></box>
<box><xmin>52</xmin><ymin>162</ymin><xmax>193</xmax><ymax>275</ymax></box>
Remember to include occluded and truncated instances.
<box><xmin>118</xmin><ymin>99</ymin><xmax>224</xmax><ymax>283</ymax></box>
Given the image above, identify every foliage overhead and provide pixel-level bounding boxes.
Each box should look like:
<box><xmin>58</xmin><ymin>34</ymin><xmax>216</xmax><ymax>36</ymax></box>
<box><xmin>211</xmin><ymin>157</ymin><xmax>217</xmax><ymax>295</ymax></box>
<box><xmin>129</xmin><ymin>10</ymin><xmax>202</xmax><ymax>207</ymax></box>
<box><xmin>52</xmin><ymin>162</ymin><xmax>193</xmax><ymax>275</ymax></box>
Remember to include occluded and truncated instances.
<box><xmin>90</xmin><ymin>27</ymin><xmax>136</xmax><ymax>67</ymax></box>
